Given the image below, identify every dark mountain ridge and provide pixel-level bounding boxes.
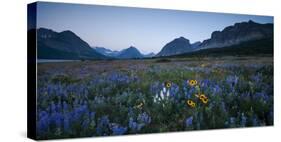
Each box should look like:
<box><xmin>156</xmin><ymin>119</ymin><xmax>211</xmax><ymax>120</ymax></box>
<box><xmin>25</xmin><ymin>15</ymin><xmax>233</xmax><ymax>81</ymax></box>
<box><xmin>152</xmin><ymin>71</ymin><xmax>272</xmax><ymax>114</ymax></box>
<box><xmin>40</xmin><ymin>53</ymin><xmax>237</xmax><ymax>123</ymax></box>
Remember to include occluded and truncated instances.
<box><xmin>37</xmin><ymin>28</ymin><xmax>107</xmax><ymax>60</ymax></box>
<box><xmin>169</xmin><ymin>38</ymin><xmax>273</xmax><ymax>58</ymax></box>
<box><xmin>34</xmin><ymin>20</ymin><xmax>273</xmax><ymax>60</ymax></box>
<box><xmin>117</xmin><ymin>46</ymin><xmax>144</xmax><ymax>59</ymax></box>
<box><xmin>198</xmin><ymin>20</ymin><xmax>273</xmax><ymax>50</ymax></box>
<box><xmin>156</xmin><ymin>37</ymin><xmax>200</xmax><ymax>57</ymax></box>
<box><xmin>156</xmin><ymin>20</ymin><xmax>273</xmax><ymax>57</ymax></box>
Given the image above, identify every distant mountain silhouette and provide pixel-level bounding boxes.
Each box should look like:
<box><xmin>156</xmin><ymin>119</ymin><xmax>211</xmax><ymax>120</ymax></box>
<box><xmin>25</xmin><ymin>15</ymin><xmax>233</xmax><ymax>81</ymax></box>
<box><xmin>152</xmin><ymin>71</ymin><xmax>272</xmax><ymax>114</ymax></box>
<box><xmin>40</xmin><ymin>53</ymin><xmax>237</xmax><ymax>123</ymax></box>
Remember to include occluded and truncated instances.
<box><xmin>93</xmin><ymin>47</ymin><xmax>120</xmax><ymax>57</ymax></box>
<box><xmin>35</xmin><ymin>20</ymin><xmax>273</xmax><ymax>60</ymax></box>
<box><xmin>143</xmin><ymin>52</ymin><xmax>156</xmax><ymax>58</ymax></box>
<box><xmin>156</xmin><ymin>20</ymin><xmax>273</xmax><ymax>57</ymax></box>
<box><xmin>191</xmin><ymin>41</ymin><xmax>202</xmax><ymax>49</ymax></box>
<box><xmin>198</xmin><ymin>20</ymin><xmax>273</xmax><ymax>50</ymax></box>
<box><xmin>156</xmin><ymin>37</ymin><xmax>200</xmax><ymax>57</ymax></box>
<box><xmin>93</xmin><ymin>46</ymin><xmax>154</xmax><ymax>59</ymax></box>
<box><xmin>37</xmin><ymin>28</ymin><xmax>107</xmax><ymax>60</ymax></box>
<box><xmin>117</xmin><ymin>46</ymin><xmax>143</xmax><ymax>59</ymax></box>
<box><xmin>170</xmin><ymin>38</ymin><xmax>273</xmax><ymax>57</ymax></box>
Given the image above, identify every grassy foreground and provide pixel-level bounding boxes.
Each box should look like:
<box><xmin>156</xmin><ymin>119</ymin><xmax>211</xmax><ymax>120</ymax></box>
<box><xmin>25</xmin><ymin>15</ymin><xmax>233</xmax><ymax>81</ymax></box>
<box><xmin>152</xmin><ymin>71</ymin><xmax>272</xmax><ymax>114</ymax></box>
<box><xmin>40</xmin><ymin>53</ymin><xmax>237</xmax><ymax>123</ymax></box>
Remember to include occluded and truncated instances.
<box><xmin>36</xmin><ymin>56</ymin><xmax>273</xmax><ymax>139</ymax></box>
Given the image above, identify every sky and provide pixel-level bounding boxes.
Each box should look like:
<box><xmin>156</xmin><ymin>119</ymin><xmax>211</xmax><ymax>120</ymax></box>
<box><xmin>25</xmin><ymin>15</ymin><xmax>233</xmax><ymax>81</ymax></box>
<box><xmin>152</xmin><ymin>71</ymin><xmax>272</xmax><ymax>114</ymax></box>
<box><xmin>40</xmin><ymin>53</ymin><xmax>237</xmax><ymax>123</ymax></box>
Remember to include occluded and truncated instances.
<box><xmin>36</xmin><ymin>2</ymin><xmax>273</xmax><ymax>54</ymax></box>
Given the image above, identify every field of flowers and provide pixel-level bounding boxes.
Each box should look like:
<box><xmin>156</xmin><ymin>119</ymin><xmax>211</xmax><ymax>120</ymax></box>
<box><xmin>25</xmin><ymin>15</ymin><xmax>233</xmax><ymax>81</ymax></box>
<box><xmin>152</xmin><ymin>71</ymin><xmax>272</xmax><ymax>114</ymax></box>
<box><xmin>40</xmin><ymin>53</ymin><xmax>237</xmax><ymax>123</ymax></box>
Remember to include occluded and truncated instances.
<box><xmin>36</xmin><ymin>56</ymin><xmax>273</xmax><ymax>139</ymax></box>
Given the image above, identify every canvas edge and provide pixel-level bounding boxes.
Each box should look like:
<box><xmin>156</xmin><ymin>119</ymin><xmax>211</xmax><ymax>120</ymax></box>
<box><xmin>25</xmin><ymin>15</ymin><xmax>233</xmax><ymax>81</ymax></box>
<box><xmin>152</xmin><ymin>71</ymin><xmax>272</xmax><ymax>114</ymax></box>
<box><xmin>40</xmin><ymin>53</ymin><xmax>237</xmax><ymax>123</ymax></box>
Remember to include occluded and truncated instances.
<box><xmin>27</xmin><ymin>2</ymin><xmax>38</xmax><ymax>140</ymax></box>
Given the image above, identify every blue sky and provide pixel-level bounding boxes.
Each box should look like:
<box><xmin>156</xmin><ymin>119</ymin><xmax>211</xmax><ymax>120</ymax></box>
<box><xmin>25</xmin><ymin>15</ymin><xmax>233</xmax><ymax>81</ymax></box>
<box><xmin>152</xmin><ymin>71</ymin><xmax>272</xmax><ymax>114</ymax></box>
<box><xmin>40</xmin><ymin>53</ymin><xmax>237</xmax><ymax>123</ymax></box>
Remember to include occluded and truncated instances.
<box><xmin>37</xmin><ymin>2</ymin><xmax>273</xmax><ymax>54</ymax></box>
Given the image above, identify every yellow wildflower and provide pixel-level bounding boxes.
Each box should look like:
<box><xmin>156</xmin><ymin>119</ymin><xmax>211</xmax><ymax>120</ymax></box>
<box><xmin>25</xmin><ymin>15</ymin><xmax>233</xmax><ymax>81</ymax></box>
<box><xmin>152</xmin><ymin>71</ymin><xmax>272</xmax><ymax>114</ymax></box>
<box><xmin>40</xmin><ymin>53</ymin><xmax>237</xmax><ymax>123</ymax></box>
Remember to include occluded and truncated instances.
<box><xmin>187</xmin><ymin>100</ymin><xmax>196</xmax><ymax>108</ymax></box>
<box><xmin>201</xmin><ymin>98</ymin><xmax>208</xmax><ymax>104</ymax></box>
<box><xmin>199</xmin><ymin>94</ymin><xmax>207</xmax><ymax>100</ymax></box>
<box><xmin>188</xmin><ymin>80</ymin><xmax>197</xmax><ymax>86</ymax></box>
<box><xmin>165</xmin><ymin>81</ymin><xmax>172</xmax><ymax>88</ymax></box>
<box><xmin>136</xmin><ymin>102</ymin><xmax>143</xmax><ymax>109</ymax></box>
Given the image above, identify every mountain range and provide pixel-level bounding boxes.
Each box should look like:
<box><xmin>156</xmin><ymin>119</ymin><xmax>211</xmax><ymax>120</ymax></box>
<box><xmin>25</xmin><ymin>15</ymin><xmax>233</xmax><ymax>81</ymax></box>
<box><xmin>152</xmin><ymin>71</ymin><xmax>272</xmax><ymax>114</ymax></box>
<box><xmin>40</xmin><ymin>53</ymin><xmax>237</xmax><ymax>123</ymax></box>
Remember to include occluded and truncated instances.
<box><xmin>93</xmin><ymin>47</ymin><xmax>120</xmax><ymax>57</ymax></box>
<box><xmin>93</xmin><ymin>46</ymin><xmax>155</xmax><ymax>59</ymax></box>
<box><xmin>156</xmin><ymin>20</ymin><xmax>273</xmax><ymax>57</ymax></box>
<box><xmin>199</xmin><ymin>20</ymin><xmax>273</xmax><ymax>50</ymax></box>
<box><xmin>35</xmin><ymin>20</ymin><xmax>273</xmax><ymax>60</ymax></box>
<box><xmin>36</xmin><ymin>28</ymin><xmax>106</xmax><ymax>59</ymax></box>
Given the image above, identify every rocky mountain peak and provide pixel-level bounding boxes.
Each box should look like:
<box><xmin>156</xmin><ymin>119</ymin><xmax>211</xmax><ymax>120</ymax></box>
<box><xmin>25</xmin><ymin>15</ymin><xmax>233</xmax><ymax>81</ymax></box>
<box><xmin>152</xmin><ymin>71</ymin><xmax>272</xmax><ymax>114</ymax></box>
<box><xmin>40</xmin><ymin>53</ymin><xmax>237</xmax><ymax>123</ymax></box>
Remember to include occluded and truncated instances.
<box><xmin>199</xmin><ymin>20</ymin><xmax>273</xmax><ymax>50</ymax></box>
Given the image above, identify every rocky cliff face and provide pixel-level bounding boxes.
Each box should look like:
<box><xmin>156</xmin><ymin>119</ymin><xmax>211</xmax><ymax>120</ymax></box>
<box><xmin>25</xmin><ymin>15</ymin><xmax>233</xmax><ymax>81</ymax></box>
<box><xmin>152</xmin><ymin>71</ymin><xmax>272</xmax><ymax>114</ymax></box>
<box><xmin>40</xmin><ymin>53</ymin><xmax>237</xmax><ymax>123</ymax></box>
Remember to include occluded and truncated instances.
<box><xmin>198</xmin><ymin>20</ymin><xmax>273</xmax><ymax>50</ymax></box>
<box><xmin>156</xmin><ymin>37</ymin><xmax>194</xmax><ymax>57</ymax></box>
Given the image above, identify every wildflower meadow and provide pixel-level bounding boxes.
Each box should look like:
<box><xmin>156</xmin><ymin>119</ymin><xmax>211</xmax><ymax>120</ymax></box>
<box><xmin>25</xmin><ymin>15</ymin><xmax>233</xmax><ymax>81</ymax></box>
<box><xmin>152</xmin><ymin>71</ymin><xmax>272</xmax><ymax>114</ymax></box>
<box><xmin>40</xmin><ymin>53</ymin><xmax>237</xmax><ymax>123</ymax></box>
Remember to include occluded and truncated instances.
<box><xmin>36</xmin><ymin>56</ymin><xmax>273</xmax><ymax>139</ymax></box>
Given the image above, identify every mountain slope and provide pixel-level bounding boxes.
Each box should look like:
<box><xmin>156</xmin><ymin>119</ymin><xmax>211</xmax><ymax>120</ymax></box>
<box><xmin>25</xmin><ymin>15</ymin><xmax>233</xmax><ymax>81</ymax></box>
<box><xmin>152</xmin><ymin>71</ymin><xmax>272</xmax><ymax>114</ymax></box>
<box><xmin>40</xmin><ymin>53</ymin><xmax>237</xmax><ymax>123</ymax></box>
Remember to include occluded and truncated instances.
<box><xmin>144</xmin><ymin>52</ymin><xmax>156</xmax><ymax>58</ymax></box>
<box><xmin>199</xmin><ymin>20</ymin><xmax>273</xmax><ymax>50</ymax></box>
<box><xmin>37</xmin><ymin>28</ymin><xmax>107</xmax><ymax>59</ymax></box>
<box><xmin>156</xmin><ymin>37</ymin><xmax>194</xmax><ymax>57</ymax></box>
<box><xmin>171</xmin><ymin>38</ymin><xmax>273</xmax><ymax>57</ymax></box>
<box><xmin>93</xmin><ymin>47</ymin><xmax>120</xmax><ymax>57</ymax></box>
<box><xmin>156</xmin><ymin>20</ymin><xmax>273</xmax><ymax>57</ymax></box>
<box><xmin>117</xmin><ymin>46</ymin><xmax>143</xmax><ymax>59</ymax></box>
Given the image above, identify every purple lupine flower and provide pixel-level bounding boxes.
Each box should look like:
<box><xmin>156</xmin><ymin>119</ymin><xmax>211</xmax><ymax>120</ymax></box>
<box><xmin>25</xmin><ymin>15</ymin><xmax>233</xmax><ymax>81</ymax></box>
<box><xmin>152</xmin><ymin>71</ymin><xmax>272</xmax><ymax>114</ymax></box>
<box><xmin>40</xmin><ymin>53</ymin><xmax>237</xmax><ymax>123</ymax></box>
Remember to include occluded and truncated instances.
<box><xmin>226</xmin><ymin>75</ymin><xmax>239</xmax><ymax>87</ymax></box>
<box><xmin>185</xmin><ymin>116</ymin><xmax>193</xmax><ymax>127</ymax></box>
<box><xmin>63</xmin><ymin>116</ymin><xmax>70</xmax><ymax>133</ymax></box>
<box><xmin>150</xmin><ymin>81</ymin><xmax>161</xmax><ymax>95</ymax></box>
<box><xmin>71</xmin><ymin>104</ymin><xmax>89</xmax><ymax>122</ymax></box>
<box><xmin>111</xmin><ymin>124</ymin><xmax>127</xmax><ymax>135</ymax></box>
<box><xmin>230</xmin><ymin>117</ymin><xmax>236</xmax><ymax>125</ymax></box>
<box><xmin>82</xmin><ymin>118</ymin><xmax>90</xmax><ymax>129</ymax></box>
<box><xmin>50</xmin><ymin>101</ymin><xmax>56</xmax><ymax>113</ymax></box>
<box><xmin>137</xmin><ymin>112</ymin><xmax>151</xmax><ymax>124</ymax></box>
<box><xmin>213</xmin><ymin>85</ymin><xmax>222</xmax><ymax>95</ymax></box>
<box><xmin>128</xmin><ymin>117</ymin><xmax>138</xmax><ymax>132</ymax></box>
<box><xmin>49</xmin><ymin>112</ymin><xmax>63</xmax><ymax>128</ymax></box>
<box><xmin>254</xmin><ymin>92</ymin><xmax>269</xmax><ymax>102</ymax></box>
<box><xmin>37</xmin><ymin>111</ymin><xmax>49</xmax><ymax>135</ymax></box>
<box><xmin>200</xmin><ymin>79</ymin><xmax>210</xmax><ymax>89</ymax></box>
<box><xmin>62</xmin><ymin>101</ymin><xmax>68</xmax><ymax>112</ymax></box>
<box><xmin>252</xmin><ymin>114</ymin><xmax>259</xmax><ymax>126</ymax></box>
<box><xmin>96</xmin><ymin>116</ymin><xmax>110</xmax><ymax>136</ymax></box>
<box><xmin>89</xmin><ymin>111</ymin><xmax>96</xmax><ymax>120</ymax></box>
<box><xmin>170</xmin><ymin>83</ymin><xmax>180</xmax><ymax>98</ymax></box>
<box><xmin>240</xmin><ymin>113</ymin><xmax>247</xmax><ymax>127</ymax></box>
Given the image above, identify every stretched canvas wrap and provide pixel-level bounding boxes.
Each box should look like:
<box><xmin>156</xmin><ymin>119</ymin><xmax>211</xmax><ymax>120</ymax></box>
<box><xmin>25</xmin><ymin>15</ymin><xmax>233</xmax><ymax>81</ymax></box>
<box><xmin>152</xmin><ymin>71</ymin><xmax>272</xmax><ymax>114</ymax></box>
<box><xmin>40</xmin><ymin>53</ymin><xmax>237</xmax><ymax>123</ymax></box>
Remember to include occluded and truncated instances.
<box><xmin>27</xmin><ymin>1</ymin><xmax>274</xmax><ymax>140</ymax></box>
